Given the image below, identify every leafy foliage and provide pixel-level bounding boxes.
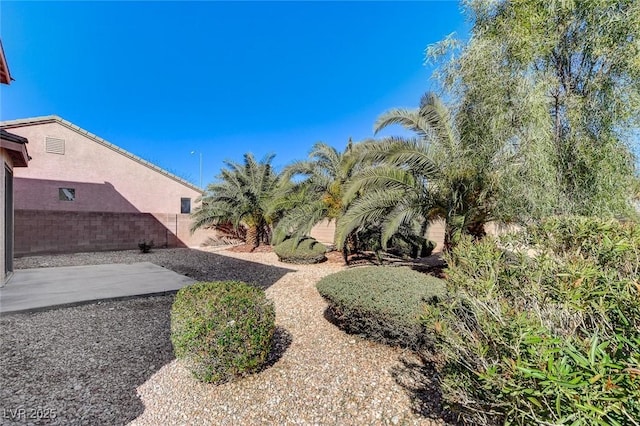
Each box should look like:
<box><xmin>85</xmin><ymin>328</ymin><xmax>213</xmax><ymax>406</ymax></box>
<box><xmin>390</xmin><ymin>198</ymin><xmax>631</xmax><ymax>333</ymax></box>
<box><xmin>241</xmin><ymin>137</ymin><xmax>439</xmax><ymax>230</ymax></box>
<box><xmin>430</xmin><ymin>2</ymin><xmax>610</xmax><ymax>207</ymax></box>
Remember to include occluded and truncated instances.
<box><xmin>526</xmin><ymin>216</ymin><xmax>640</xmax><ymax>272</ymax></box>
<box><xmin>356</xmin><ymin>223</ymin><xmax>436</xmax><ymax>259</ymax></box>
<box><xmin>191</xmin><ymin>153</ymin><xmax>285</xmax><ymax>247</ymax></box>
<box><xmin>430</xmin><ymin>0</ymin><xmax>640</xmax><ymax>219</ymax></box>
<box><xmin>170</xmin><ymin>281</ymin><xmax>275</xmax><ymax>384</ymax></box>
<box><xmin>273</xmin><ymin>236</ymin><xmax>328</xmax><ymax>264</ymax></box>
<box><xmin>387</xmin><ymin>236</ymin><xmax>435</xmax><ymax>259</ymax></box>
<box><xmin>317</xmin><ymin>266</ymin><xmax>446</xmax><ymax>349</ymax></box>
<box><xmin>423</xmin><ymin>217</ymin><xmax>640</xmax><ymax>425</ymax></box>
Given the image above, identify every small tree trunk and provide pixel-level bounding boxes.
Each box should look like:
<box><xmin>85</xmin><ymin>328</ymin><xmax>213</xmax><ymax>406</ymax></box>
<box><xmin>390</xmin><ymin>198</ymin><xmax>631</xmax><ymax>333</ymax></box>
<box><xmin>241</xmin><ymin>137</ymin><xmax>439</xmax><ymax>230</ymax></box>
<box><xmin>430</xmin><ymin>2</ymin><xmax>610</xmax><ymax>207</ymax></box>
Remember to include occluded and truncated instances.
<box><xmin>246</xmin><ymin>225</ymin><xmax>259</xmax><ymax>248</ymax></box>
<box><xmin>467</xmin><ymin>221</ymin><xmax>486</xmax><ymax>240</ymax></box>
<box><xmin>347</xmin><ymin>232</ymin><xmax>358</xmax><ymax>253</ymax></box>
<box><xmin>342</xmin><ymin>245</ymin><xmax>350</xmax><ymax>266</ymax></box>
<box><xmin>443</xmin><ymin>223</ymin><xmax>455</xmax><ymax>253</ymax></box>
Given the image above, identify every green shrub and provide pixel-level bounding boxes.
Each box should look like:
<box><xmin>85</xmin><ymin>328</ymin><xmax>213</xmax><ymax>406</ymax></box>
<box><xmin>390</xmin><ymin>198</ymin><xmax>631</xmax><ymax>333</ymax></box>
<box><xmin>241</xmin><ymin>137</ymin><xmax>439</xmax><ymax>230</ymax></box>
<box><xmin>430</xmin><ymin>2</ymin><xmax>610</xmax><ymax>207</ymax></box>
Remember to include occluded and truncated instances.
<box><xmin>423</xmin><ymin>217</ymin><xmax>640</xmax><ymax>425</ymax></box>
<box><xmin>317</xmin><ymin>266</ymin><xmax>446</xmax><ymax>348</ymax></box>
<box><xmin>170</xmin><ymin>281</ymin><xmax>275</xmax><ymax>384</ymax></box>
<box><xmin>526</xmin><ymin>215</ymin><xmax>640</xmax><ymax>273</ymax></box>
<box><xmin>356</xmin><ymin>224</ymin><xmax>436</xmax><ymax>258</ymax></box>
<box><xmin>274</xmin><ymin>236</ymin><xmax>327</xmax><ymax>264</ymax></box>
<box><xmin>138</xmin><ymin>240</ymin><xmax>154</xmax><ymax>253</ymax></box>
<box><xmin>420</xmin><ymin>239</ymin><xmax>436</xmax><ymax>257</ymax></box>
<box><xmin>387</xmin><ymin>236</ymin><xmax>436</xmax><ymax>258</ymax></box>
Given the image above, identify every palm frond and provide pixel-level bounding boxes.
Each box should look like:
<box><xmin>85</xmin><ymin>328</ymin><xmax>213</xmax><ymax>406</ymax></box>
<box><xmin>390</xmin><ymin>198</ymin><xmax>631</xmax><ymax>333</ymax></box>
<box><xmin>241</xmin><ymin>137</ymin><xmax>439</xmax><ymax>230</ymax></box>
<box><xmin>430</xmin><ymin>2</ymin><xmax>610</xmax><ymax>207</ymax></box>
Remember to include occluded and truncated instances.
<box><xmin>380</xmin><ymin>207</ymin><xmax>424</xmax><ymax>250</ymax></box>
<box><xmin>336</xmin><ymin>188</ymin><xmax>411</xmax><ymax>249</ymax></box>
<box><xmin>374</xmin><ymin>108</ymin><xmax>430</xmax><ymax>139</ymax></box>
<box><xmin>272</xmin><ymin>199</ymin><xmax>328</xmax><ymax>245</ymax></box>
<box><xmin>342</xmin><ymin>166</ymin><xmax>419</xmax><ymax>204</ymax></box>
<box><xmin>190</xmin><ymin>152</ymin><xmax>286</xmax><ymax>245</ymax></box>
<box><xmin>419</xmin><ymin>92</ymin><xmax>460</xmax><ymax>155</ymax></box>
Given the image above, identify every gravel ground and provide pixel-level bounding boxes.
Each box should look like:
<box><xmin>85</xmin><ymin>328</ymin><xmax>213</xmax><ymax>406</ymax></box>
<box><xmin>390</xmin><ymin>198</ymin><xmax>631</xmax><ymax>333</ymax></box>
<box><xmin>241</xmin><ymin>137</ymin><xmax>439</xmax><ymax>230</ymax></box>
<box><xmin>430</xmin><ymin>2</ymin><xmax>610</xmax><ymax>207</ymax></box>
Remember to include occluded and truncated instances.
<box><xmin>2</xmin><ymin>248</ymin><xmax>450</xmax><ymax>425</ymax></box>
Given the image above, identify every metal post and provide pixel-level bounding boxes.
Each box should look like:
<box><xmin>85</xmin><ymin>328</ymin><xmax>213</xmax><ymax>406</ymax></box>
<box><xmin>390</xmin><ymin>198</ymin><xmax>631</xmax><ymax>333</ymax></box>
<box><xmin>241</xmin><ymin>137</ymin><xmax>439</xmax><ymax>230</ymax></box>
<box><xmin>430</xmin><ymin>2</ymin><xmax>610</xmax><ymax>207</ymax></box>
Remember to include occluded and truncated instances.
<box><xmin>199</xmin><ymin>152</ymin><xmax>203</xmax><ymax>189</ymax></box>
<box><xmin>191</xmin><ymin>151</ymin><xmax>203</xmax><ymax>188</ymax></box>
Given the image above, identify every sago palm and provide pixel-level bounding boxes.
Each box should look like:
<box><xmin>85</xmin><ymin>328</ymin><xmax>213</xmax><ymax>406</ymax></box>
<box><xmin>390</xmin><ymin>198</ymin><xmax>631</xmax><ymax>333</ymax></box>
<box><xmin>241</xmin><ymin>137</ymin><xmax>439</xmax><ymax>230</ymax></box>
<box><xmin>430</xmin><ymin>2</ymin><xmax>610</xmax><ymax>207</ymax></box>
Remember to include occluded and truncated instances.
<box><xmin>191</xmin><ymin>153</ymin><xmax>283</xmax><ymax>248</ymax></box>
<box><xmin>272</xmin><ymin>140</ymin><xmax>364</xmax><ymax>245</ymax></box>
<box><xmin>337</xmin><ymin>92</ymin><xmax>504</xmax><ymax>251</ymax></box>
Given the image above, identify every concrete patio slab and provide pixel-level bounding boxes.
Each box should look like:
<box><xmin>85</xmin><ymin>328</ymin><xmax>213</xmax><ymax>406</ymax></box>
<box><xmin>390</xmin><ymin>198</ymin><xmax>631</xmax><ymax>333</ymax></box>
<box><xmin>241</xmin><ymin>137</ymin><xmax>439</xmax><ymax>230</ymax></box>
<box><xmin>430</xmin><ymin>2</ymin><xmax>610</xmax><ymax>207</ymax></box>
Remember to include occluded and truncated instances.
<box><xmin>0</xmin><ymin>262</ymin><xmax>195</xmax><ymax>314</ymax></box>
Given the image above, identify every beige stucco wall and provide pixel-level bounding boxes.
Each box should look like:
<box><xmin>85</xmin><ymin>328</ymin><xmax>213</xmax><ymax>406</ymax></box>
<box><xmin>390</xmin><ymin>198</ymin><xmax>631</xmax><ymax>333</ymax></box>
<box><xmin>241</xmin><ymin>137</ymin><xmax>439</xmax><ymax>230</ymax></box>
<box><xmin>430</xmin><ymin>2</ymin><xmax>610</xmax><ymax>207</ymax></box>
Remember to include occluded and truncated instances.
<box><xmin>8</xmin><ymin>121</ymin><xmax>202</xmax><ymax>214</ymax></box>
<box><xmin>308</xmin><ymin>219</ymin><xmax>518</xmax><ymax>255</ymax></box>
<box><xmin>425</xmin><ymin>221</ymin><xmax>520</xmax><ymax>253</ymax></box>
<box><xmin>309</xmin><ymin>219</ymin><xmax>447</xmax><ymax>253</ymax></box>
<box><xmin>2</xmin><ymin>120</ymin><xmax>219</xmax><ymax>249</ymax></box>
<box><xmin>1</xmin><ymin>149</ymin><xmax>12</xmax><ymax>283</ymax></box>
<box><xmin>309</xmin><ymin>219</ymin><xmax>336</xmax><ymax>245</ymax></box>
<box><xmin>426</xmin><ymin>220</ymin><xmax>446</xmax><ymax>253</ymax></box>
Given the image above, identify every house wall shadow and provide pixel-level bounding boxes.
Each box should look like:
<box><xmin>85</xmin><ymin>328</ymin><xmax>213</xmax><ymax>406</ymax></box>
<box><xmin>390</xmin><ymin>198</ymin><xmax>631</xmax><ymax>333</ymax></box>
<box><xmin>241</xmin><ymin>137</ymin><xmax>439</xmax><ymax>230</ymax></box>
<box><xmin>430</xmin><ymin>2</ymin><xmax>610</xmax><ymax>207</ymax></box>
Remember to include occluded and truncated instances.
<box><xmin>13</xmin><ymin>178</ymin><xmax>198</xmax><ymax>256</ymax></box>
<box><xmin>1</xmin><ymin>250</ymin><xmax>295</xmax><ymax>424</ymax></box>
<box><xmin>15</xmin><ymin>177</ymin><xmax>141</xmax><ymax>213</ymax></box>
<box><xmin>155</xmin><ymin>248</ymin><xmax>295</xmax><ymax>290</ymax></box>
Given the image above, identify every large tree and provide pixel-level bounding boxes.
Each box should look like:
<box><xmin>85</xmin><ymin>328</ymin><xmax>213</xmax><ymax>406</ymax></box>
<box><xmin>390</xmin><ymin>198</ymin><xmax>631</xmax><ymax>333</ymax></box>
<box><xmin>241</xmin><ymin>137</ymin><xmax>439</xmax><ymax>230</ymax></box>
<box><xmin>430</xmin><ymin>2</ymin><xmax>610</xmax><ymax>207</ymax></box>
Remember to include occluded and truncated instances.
<box><xmin>191</xmin><ymin>153</ymin><xmax>283</xmax><ymax>247</ymax></box>
<box><xmin>430</xmin><ymin>0</ymin><xmax>640</xmax><ymax>219</ymax></box>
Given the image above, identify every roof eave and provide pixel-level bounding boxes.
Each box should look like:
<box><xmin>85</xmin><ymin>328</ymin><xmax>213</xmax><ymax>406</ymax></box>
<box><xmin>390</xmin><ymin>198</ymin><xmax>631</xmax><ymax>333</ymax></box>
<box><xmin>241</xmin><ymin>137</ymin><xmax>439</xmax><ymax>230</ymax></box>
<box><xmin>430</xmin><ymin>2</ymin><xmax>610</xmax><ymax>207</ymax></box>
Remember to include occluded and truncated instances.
<box><xmin>0</xmin><ymin>39</ymin><xmax>13</xmax><ymax>85</ymax></box>
<box><xmin>0</xmin><ymin>139</ymin><xmax>30</xmax><ymax>167</ymax></box>
<box><xmin>0</xmin><ymin>115</ymin><xmax>203</xmax><ymax>193</ymax></box>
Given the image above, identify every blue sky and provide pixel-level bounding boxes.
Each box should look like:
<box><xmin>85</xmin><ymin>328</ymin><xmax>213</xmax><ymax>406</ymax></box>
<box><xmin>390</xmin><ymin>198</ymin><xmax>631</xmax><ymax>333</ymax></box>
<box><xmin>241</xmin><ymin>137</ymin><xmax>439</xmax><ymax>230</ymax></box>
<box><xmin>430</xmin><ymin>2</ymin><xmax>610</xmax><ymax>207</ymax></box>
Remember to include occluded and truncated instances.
<box><xmin>0</xmin><ymin>1</ymin><xmax>467</xmax><ymax>187</ymax></box>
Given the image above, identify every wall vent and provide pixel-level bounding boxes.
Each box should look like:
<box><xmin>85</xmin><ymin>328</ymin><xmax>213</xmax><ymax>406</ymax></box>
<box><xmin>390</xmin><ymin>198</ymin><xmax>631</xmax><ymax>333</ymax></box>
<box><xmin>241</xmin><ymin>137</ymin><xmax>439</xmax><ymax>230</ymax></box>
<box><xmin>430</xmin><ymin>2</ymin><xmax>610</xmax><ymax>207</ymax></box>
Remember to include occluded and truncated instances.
<box><xmin>45</xmin><ymin>137</ymin><xmax>65</xmax><ymax>155</ymax></box>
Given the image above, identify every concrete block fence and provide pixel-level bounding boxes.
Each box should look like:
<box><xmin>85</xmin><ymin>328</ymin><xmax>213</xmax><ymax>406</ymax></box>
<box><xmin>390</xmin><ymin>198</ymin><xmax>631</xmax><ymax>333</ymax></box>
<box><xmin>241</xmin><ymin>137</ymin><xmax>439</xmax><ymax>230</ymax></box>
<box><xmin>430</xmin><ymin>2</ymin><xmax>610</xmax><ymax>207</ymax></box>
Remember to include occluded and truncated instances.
<box><xmin>14</xmin><ymin>209</ymin><xmax>213</xmax><ymax>256</ymax></box>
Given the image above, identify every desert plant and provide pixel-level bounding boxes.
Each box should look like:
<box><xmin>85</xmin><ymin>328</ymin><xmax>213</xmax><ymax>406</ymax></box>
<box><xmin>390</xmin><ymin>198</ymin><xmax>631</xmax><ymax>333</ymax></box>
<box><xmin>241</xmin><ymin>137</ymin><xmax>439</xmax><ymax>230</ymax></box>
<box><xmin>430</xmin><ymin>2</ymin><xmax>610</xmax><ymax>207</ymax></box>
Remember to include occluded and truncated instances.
<box><xmin>355</xmin><ymin>222</ymin><xmax>436</xmax><ymax>259</ymax></box>
<box><xmin>423</xmin><ymin>217</ymin><xmax>640</xmax><ymax>425</ymax></box>
<box><xmin>272</xmin><ymin>141</ymin><xmax>366</xmax><ymax>244</ymax></box>
<box><xmin>273</xmin><ymin>236</ymin><xmax>327</xmax><ymax>264</ymax></box>
<box><xmin>317</xmin><ymin>266</ymin><xmax>446</xmax><ymax>349</ymax></box>
<box><xmin>421</xmin><ymin>239</ymin><xmax>436</xmax><ymax>257</ymax></box>
<box><xmin>138</xmin><ymin>240</ymin><xmax>154</xmax><ymax>253</ymax></box>
<box><xmin>337</xmin><ymin>92</ymin><xmax>507</xmax><ymax>253</ymax></box>
<box><xmin>526</xmin><ymin>215</ymin><xmax>640</xmax><ymax>273</ymax></box>
<box><xmin>387</xmin><ymin>235</ymin><xmax>436</xmax><ymax>259</ymax></box>
<box><xmin>190</xmin><ymin>153</ymin><xmax>286</xmax><ymax>247</ymax></box>
<box><xmin>170</xmin><ymin>281</ymin><xmax>275</xmax><ymax>384</ymax></box>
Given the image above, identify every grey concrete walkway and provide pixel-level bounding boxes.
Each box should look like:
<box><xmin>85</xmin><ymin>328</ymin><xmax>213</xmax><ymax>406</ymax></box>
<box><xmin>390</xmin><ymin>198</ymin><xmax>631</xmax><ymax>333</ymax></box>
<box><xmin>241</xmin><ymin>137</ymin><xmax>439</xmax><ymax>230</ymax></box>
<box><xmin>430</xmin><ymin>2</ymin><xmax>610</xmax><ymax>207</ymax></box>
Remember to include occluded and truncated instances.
<box><xmin>0</xmin><ymin>262</ymin><xmax>195</xmax><ymax>314</ymax></box>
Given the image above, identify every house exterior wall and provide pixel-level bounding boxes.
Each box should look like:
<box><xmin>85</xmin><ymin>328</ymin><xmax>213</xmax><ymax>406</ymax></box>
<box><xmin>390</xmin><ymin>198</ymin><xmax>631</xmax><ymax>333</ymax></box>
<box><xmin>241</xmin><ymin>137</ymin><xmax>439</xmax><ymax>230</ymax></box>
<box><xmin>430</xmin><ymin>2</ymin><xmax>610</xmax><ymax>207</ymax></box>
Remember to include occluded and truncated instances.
<box><xmin>8</xmin><ymin>122</ymin><xmax>201</xmax><ymax>214</ymax></box>
<box><xmin>309</xmin><ymin>219</ymin><xmax>336</xmax><ymax>246</ymax></box>
<box><xmin>1</xmin><ymin>118</ymin><xmax>216</xmax><ymax>253</ymax></box>
<box><xmin>426</xmin><ymin>220</ymin><xmax>446</xmax><ymax>253</ymax></box>
<box><xmin>1</xmin><ymin>150</ymin><xmax>10</xmax><ymax>282</ymax></box>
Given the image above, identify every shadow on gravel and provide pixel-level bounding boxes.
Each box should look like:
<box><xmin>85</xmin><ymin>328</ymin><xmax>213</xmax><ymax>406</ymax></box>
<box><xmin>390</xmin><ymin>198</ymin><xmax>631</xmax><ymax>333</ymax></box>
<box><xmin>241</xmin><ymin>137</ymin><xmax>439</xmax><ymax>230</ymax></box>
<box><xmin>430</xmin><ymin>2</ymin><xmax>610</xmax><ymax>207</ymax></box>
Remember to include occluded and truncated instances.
<box><xmin>323</xmin><ymin>305</ymin><xmax>455</xmax><ymax>424</ymax></box>
<box><xmin>1</xmin><ymin>248</ymin><xmax>297</xmax><ymax>424</ymax></box>
<box><xmin>0</xmin><ymin>248</ymin><xmax>298</xmax><ymax>426</ymax></box>
<box><xmin>321</xmin><ymin>305</ymin><xmax>355</xmax><ymax>337</ymax></box>
<box><xmin>390</xmin><ymin>352</ymin><xmax>458</xmax><ymax>425</ymax></box>
<box><xmin>15</xmin><ymin>248</ymin><xmax>296</xmax><ymax>291</ymax></box>
<box><xmin>0</xmin><ymin>295</ymin><xmax>175</xmax><ymax>425</ymax></box>
<box><xmin>157</xmin><ymin>249</ymin><xmax>295</xmax><ymax>290</ymax></box>
<box><xmin>262</xmin><ymin>326</ymin><xmax>293</xmax><ymax>370</ymax></box>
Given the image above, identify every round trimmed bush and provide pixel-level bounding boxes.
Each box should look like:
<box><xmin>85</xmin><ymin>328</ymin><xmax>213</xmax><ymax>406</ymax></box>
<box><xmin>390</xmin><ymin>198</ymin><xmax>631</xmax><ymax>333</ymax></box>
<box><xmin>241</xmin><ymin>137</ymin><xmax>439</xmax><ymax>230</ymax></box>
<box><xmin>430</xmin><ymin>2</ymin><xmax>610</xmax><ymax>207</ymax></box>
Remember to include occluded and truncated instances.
<box><xmin>170</xmin><ymin>281</ymin><xmax>275</xmax><ymax>384</ymax></box>
<box><xmin>316</xmin><ymin>266</ymin><xmax>446</xmax><ymax>348</ymax></box>
<box><xmin>274</xmin><ymin>236</ymin><xmax>327</xmax><ymax>264</ymax></box>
